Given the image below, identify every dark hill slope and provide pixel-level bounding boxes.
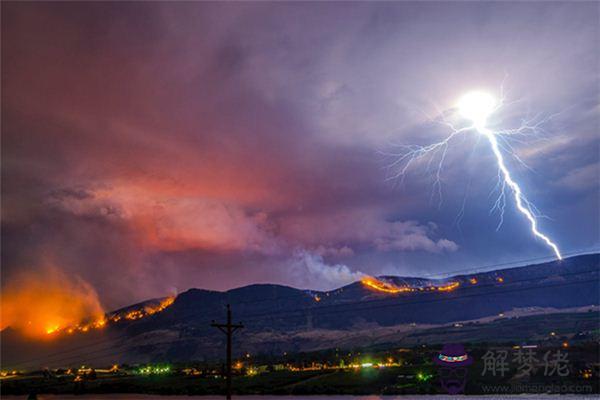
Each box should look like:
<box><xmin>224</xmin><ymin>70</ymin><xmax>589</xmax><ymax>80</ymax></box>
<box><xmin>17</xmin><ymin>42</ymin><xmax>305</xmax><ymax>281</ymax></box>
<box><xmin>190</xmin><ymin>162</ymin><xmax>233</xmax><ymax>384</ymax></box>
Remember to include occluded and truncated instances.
<box><xmin>2</xmin><ymin>254</ymin><xmax>598</xmax><ymax>366</ymax></box>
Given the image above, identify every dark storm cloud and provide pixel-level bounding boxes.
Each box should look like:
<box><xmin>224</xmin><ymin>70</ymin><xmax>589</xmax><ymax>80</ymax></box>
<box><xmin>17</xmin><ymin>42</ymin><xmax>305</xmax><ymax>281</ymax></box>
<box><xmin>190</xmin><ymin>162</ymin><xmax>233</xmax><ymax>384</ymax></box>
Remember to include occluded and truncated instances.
<box><xmin>2</xmin><ymin>2</ymin><xmax>598</xmax><ymax>308</ymax></box>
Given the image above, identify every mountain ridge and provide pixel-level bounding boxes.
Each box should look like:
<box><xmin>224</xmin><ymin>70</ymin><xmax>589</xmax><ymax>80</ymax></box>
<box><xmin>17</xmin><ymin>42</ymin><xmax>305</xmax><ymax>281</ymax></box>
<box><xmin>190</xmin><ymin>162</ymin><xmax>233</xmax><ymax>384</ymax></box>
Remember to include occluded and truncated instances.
<box><xmin>2</xmin><ymin>253</ymin><xmax>598</xmax><ymax>367</ymax></box>
<box><xmin>158</xmin><ymin>252</ymin><xmax>599</xmax><ymax>301</ymax></box>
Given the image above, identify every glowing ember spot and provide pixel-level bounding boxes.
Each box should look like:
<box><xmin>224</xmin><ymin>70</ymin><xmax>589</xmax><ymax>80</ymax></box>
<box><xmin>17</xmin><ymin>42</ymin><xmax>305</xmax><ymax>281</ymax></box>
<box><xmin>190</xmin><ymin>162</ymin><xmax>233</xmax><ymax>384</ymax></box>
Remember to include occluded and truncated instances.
<box><xmin>94</xmin><ymin>317</ymin><xmax>107</xmax><ymax>328</ymax></box>
<box><xmin>469</xmin><ymin>278</ymin><xmax>478</xmax><ymax>285</ymax></box>
<box><xmin>496</xmin><ymin>277</ymin><xmax>504</xmax><ymax>283</ymax></box>
<box><xmin>45</xmin><ymin>325</ymin><xmax>60</xmax><ymax>335</ymax></box>
<box><xmin>125</xmin><ymin>310</ymin><xmax>144</xmax><ymax>320</ymax></box>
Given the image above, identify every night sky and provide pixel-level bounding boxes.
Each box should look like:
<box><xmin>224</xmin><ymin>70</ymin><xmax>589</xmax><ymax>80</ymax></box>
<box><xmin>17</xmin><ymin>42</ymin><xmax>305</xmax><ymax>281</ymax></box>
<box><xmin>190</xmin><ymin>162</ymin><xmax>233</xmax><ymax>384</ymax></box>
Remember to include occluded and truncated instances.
<box><xmin>2</xmin><ymin>2</ymin><xmax>598</xmax><ymax>310</ymax></box>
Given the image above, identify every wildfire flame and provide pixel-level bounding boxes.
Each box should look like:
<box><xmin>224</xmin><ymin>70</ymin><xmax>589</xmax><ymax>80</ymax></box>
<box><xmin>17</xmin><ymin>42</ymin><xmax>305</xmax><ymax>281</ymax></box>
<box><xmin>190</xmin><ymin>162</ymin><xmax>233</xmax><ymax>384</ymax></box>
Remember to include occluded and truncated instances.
<box><xmin>361</xmin><ymin>276</ymin><xmax>460</xmax><ymax>294</ymax></box>
<box><xmin>360</xmin><ymin>277</ymin><xmax>415</xmax><ymax>294</ymax></box>
<box><xmin>1</xmin><ymin>267</ymin><xmax>104</xmax><ymax>339</ymax></box>
<box><xmin>47</xmin><ymin>296</ymin><xmax>175</xmax><ymax>336</ymax></box>
<box><xmin>121</xmin><ymin>296</ymin><xmax>175</xmax><ymax>321</ymax></box>
<box><xmin>435</xmin><ymin>282</ymin><xmax>460</xmax><ymax>292</ymax></box>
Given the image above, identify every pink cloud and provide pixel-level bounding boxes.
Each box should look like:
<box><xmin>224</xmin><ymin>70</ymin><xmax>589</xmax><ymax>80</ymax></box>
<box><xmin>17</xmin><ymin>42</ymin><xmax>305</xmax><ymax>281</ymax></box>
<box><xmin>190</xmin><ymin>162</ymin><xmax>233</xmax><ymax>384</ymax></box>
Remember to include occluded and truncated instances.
<box><xmin>47</xmin><ymin>184</ymin><xmax>281</xmax><ymax>254</ymax></box>
<box><xmin>281</xmin><ymin>208</ymin><xmax>458</xmax><ymax>254</ymax></box>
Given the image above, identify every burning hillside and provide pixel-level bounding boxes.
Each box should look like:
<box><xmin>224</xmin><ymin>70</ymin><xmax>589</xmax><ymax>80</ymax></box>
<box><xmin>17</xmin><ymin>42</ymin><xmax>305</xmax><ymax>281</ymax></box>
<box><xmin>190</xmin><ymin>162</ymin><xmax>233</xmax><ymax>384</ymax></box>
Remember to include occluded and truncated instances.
<box><xmin>1</xmin><ymin>255</ymin><xmax>597</xmax><ymax>369</ymax></box>
<box><xmin>361</xmin><ymin>277</ymin><xmax>415</xmax><ymax>293</ymax></box>
<box><xmin>0</xmin><ymin>267</ymin><xmax>105</xmax><ymax>339</ymax></box>
<box><xmin>46</xmin><ymin>296</ymin><xmax>175</xmax><ymax>336</ymax></box>
<box><xmin>361</xmin><ymin>276</ymin><xmax>461</xmax><ymax>294</ymax></box>
<box><xmin>0</xmin><ymin>266</ymin><xmax>175</xmax><ymax>339</ymax></box>
<box><xmin>114</xmin><ymin>296</ymin><xmax>175</xmax><ymax>321</ymax></box>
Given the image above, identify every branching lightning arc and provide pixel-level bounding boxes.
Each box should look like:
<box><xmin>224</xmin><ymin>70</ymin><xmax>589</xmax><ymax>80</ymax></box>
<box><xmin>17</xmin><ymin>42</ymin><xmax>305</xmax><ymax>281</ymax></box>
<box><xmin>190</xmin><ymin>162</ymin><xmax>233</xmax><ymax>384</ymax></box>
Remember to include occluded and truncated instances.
<box><xmin>386</xmin><ymin>90</ymin><xmax>562</xmax><ymax>260</ymax></box>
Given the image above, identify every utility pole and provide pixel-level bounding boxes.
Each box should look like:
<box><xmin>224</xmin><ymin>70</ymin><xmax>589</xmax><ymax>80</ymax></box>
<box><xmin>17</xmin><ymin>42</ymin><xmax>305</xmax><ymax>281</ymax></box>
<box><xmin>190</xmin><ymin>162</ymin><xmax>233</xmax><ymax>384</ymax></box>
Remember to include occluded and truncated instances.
<box><xmin>211</xmin><ymin>304</ymin><xmax>243</xmax><ymax>400</ymax></box>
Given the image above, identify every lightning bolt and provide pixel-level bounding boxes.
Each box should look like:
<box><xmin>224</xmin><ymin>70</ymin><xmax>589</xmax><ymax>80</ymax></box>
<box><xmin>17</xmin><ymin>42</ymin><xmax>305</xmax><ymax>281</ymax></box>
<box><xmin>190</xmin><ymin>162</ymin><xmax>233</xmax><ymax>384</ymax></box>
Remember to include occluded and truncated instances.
<box><xmin>385</xmin><ymin>89</ymin><xmax>562</xmax><ymax>260</ymax></box>
<box><xmin>479</xmin><ymin>125</ymin><xmax>562</xmax><ymax>259</ymax></box>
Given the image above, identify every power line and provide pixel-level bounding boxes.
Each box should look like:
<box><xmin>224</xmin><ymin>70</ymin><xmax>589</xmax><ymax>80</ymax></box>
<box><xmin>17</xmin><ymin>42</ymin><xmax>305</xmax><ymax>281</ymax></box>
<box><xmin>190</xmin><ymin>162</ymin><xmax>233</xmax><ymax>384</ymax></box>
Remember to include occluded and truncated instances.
<box><xmin>162</xmin><ymin>249</ymin><xmax>600</xmax><ymax>320</ymax></box>
<box><xmin>7</xmin><ymin>264</ymin><xmax>598</xmax><ymax>369</ymax></box>
<box><xmin>17</xmin><ymin>277</ymin><xmax>599</xmax><ymax>370</ymax></box>
<box><xmin>98</xmin><ymin>249</ymin><xmax>599</xmax><ymax>313</ymax></box>
<box><xmin>5</xmin><ymin>266</ymin><xmax>598</xmax><ymax>370</ymax></box>
<box><xmin>230</xmin><ymin>270</ymin><xmax>600</xmax><ymax>323</ymax></box>
<box><xmin>9</xmin><ymin>250</ymin><xmax>596</xmax><ymax>364</ymax></box>
<box><xmin>421</xmin><ymin>249</ymin><xmax>599</xmax><ymax>278</ymax></box>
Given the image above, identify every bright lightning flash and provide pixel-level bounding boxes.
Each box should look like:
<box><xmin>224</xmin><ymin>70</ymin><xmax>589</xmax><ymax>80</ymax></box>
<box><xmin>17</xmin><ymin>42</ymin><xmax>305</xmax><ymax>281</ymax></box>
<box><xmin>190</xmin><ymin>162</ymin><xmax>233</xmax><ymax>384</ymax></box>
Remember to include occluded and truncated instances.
<box><xmin>388</xmin><ymin>89</ymin><xmax>562</xmax><ymax>260</ymax></box>
<box><xmin>457</xmin><ymin>91</ymin><xmax>496</xmax><ymax>130</ymax></box>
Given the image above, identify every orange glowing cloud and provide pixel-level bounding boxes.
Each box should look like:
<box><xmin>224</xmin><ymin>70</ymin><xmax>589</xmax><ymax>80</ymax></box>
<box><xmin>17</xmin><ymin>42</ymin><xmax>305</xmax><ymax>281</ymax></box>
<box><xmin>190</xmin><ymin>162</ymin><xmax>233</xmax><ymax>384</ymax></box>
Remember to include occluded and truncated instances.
<box><xmin>1</xmin><ymin>266</ymin><xmax>104</xmax><ymax>339</ymax></box>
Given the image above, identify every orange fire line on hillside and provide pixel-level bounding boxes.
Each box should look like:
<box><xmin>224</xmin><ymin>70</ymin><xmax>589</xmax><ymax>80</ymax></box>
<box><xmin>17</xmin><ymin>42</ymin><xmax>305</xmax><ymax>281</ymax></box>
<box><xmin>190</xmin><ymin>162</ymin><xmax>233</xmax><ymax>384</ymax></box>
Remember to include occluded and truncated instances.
<box><xmin>46</xmin><ymin>296</ymin><xmax>175</xmax><ymax>336</ymax></box>
<box><xmin>360</xmin><ymin>277</ymin><xmax>415</xmax><ymax>294</ymax></box>
<box><xmin>360</xmin><ymin>277</ymin><xmax>462</xmax><ymax>294</ymax></box>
